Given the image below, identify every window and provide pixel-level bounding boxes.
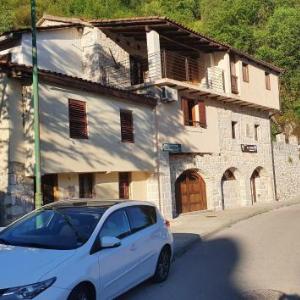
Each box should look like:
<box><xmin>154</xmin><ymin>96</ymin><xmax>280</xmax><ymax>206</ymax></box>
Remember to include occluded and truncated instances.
<box><xmin>120</xmin><ymin>110</ymin><xmax>134</xmax><ymax>143</ymax></box>
<box><xmin>265</xmin><ymin>72</ymin><xmax>271</xmax><ymax>90</ymax></box>
<box><xmin>231</xmin><ymin>121</ymin><xmax>237</xmax><ymax>139</ymax></box>
<box><xmin>68</xmin><ymin>99</ymin><xmax>88</xmax><ymax>139</ymax></box>
<box><xmin>79</xmin><ymin>173</ymin><xmax>94</xmax><ymax>198</ymax></box>
<box><xmin>198</xmin><ymin>100</ymin><xmax>207</xmax><ymax>128</ymax></box>
<box><xmin>119</xmin><ymin>172</ymin><xmax>131</xmax><ymax>199</ymax></box>
<box><xmin>181</xmin><ymin>98</ymin><xmax>206</xmax><ymax>128</ymax></box>
<box><xmin>242</xmin><ymin>63</ymin><xmax>249</xmax><ymax>82</ymax></box>
<box><xmin>126</xmin><ymin>205</ymin><xmax>157</xmax><ymax>233</ymax></box>
<box><xmin>99</xmin><ymin>209</ymin><xmax>131</xmax><ymax>239</ymax></box>
<box><xmin>254</xmin><ymin>124</ymin><xmax>260</xmax><ymax>141</ymax></box>
<box><xmin>230</xmin><ymin>56</ymin><xmax>238</xmax><ymax>94</ymax></box>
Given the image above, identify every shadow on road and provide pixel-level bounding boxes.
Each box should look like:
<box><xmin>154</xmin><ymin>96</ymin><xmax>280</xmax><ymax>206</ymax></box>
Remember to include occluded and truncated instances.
<box><xmin>119</xmin><ymin>234</ymin><xmax>243</xmax><ymax>300</ymax></box>
<box><xmin>119</xmin><ymin>233</ymin><xmax>300</xmax><ymax>300</ymax></box>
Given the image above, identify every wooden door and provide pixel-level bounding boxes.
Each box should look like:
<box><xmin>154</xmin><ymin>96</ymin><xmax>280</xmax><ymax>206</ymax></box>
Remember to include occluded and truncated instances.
<box><xmin>176</xmin><ymin>171</ymin><xmax>207</xmax><ymax>214</ymax></box>
<box><xmin>42</xmin><ymin>174</ymin><xmax>58</xmax><ymax>205</ymax></box>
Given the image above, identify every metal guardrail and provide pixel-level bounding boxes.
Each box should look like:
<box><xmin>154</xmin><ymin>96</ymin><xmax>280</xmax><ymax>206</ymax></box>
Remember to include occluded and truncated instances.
<box><xmin>100</xmin><ymin>50</ymin><xmax>225</xmax><ymax>94</ymax></box>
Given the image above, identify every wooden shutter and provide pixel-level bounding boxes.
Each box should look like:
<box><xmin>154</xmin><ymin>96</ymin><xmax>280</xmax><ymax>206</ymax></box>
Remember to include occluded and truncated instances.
<box><xmin>120</xmin><ymin>110</ymin><xmax>134</xmax><ymax>143</ymax></box>
<box><xmin>119</xmin><ymin>172</ymin><xmax>130</xmax><ymax>199</ymax></box>
<box><xmin>69</xmin><ymin>99</ymin><xmax>88</xmax><ymax>139</ymax></box>
<box><xmin>198</xmin><ymin>100</ymin><xmax>207</xmax><ymax>128</ymax></box>
<box><xmin>181</xmin><ymin>98</ymin><xmax>189</xmax><ymax>126</ymax></box>
<box><xmin>242</xmin><ymin>63</ymin><xmax>249</xmax><ymax>82</ymax></box>
<box><xmin>265</xmin><ymin>72</ymin><xmax>271</xmax><ymax>90</ymax></box>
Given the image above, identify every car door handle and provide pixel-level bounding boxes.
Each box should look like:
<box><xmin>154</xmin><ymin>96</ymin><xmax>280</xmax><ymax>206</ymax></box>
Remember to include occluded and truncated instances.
<box><xmin>130</xmin><ymin>244</ymin><xmax>137</xmax><ymax>251</ymax></box>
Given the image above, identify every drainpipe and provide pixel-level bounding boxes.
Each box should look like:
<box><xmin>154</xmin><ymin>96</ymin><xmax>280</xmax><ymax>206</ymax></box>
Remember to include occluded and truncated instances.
<box><xmin>154</xmin><ymin>104</ymin><xmax>162</xmax><ymax>212</ymax></box>
<box><xmin>31</xmin><ymin>0</ymin><xmax>43</xmax><ymax>209</ymax></box>
<box><xmin>269</xmin><ymin>112</ymin><xmax>278</xmax><ymax>201</ymax></box>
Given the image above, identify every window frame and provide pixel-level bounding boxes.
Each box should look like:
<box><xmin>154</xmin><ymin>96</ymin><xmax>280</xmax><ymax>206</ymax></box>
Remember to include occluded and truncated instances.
<box><xmin>99</xmin><ymin>208</ymin><xmax>131</xmax><ymax>240</ymax></box>
<box><xmin>79</xmin><ymin>173</ymin><xmax>94</xmax><ymax>199</ymax></box>
<box><xmin>68</xmin><ymin>99</ymin><xmax>88</xmax><ymax>139</ymax></box>
<box><xmin>125</xmin><ymin>205</ymin><xmax>157</xmax><ymax>234</ymax></box>
<box><xmin>119</xmin><ymin>172</ymin><xmax>131</xmax><ymax>199</ymax></box>
<box><xmin>120</xmin><ymin>109</ymin><xmax>134</xmax><ymax>143</ymax></box>
<box><xmin>242</xmin><ymin>63</ymin><xmax>249</xmax><ymax>82</ymax></box>
<box><xmin>182</xmin><ymin>98</ymin><xmax>206</xmax><ymax>128</ymax></box>
<box><xmin>254</xmin><ymin>124</ymin><xmax>260</xmax><ymax>141</ymax></box>
<box><xmin>231</xmin><ymin>121</ymin><xmax>238</xmax><ymax>139</ymax></box>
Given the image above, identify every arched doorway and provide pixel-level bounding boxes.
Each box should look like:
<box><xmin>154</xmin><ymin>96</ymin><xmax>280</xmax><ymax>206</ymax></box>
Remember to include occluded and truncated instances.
<box><xmin>175</xmin><ymin>170</ymin><xmax>207</xmax><ymax>214</ymax></box>
<box><xmin>250</xmin><ymin>167</ymin><xmax>271</xmax><ymax>204</ymax></box>
<box><xmin>221</xmin><ymin>168</ymin><xmax>239</xmax><ymax>210</ymax></box>
<box><xmin>250</xmin><ymin>168</ymin><xmax>261</xmax><ymax>204</ymax></box>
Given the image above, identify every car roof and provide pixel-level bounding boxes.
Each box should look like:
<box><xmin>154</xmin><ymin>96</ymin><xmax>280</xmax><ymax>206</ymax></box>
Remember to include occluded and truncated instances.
<box><xmin>42</xmin><ymin>199</ymin><xmax>155</xmax><ymax>209</ymax></box>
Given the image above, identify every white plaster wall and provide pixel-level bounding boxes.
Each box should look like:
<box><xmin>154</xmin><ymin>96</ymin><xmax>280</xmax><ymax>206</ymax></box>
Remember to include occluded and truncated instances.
<box><xmin>213</xmin><ymin>52</ymin><xmax>280</xmax><ymax>110</ymax></box>
<box><xmin>14</xmin><ymin>28</ymin><xmax>83</xmax><ymax>77</ymax></box>
<box><xmin>57</xmin><ymin>173</ymin><xmax>79</xmax><ymax>199</ymax></box>
<box><xmin>38</xmin><ymin>83</ymin><xmax>156</xmax><ymax>174</ymax></box>
<box><xmin>94</xmin><ymin>172</ymin><xmax>119</xmax><ymax>199</ymax></box>
<box><xmin>157</xmin><ymin>97</ymin><xmax>220</xmax><ymax>154</ymax></box>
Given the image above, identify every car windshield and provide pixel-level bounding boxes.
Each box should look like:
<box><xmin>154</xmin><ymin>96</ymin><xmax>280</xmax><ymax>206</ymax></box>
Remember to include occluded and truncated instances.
<box><xmin>0</xmin><ymin>206</ymin><xmax>107</xmax><ymax>250</ymax></box>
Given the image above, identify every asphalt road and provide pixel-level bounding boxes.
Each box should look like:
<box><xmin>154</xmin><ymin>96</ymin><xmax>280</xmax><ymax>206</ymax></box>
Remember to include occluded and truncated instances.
<box><xmin>119</xmin><ymin>204</ymin><xmax>300</xmax><ymax>300</ymax></box>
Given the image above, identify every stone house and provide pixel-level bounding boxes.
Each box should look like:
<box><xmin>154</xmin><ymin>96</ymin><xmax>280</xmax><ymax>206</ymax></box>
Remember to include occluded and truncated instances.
<box><xmin>0</xmin><ymin>15</ymin><xmax>299</xmax><ymax>224</ymax></box>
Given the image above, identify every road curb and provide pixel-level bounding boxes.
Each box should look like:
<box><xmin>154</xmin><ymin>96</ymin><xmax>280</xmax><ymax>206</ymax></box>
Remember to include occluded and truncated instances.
<box><xmin>173</xmin><ymin>201</ymin><xmax>300</xmax><ymax>259</ymax></box>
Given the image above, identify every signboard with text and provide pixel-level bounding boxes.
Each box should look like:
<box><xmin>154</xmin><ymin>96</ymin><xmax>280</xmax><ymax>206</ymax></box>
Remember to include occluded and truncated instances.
<box><xmin>162</xmin><ymin>143</ymin><xmax>182</xmax><ymax>153</ymax></box>
<box><xmin>241</xmin><ymin>144</ymin><xmax>257</xmax><ymax>153</ymax></box>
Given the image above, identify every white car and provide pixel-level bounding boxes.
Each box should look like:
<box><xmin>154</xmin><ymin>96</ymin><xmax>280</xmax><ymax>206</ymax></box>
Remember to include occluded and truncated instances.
<box><xmin>0</xmin><ymin>200</ymin><xmax>173</xmax><ymax>300</ymax></box>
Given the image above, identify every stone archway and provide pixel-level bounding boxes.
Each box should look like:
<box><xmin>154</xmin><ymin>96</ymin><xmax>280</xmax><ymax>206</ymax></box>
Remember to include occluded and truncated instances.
<box><xmin>175</xmin><ymin>169</ymin><xmax>207</xmax><ymax>214</ymax></box>
<box><xmin>221</xmin><ymin>168</ymin><xmax>241</xmax><ymax>209</ymax></box>
<box><xmin>250</xmin><ymin>167</ymin><xmax>270</xmax><ymax>204</ymax></box>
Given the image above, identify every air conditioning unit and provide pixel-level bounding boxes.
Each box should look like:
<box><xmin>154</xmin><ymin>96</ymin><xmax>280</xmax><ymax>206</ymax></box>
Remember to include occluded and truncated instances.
<box><xmin>161</xmin><ymin>86</ymin><xmax>178</xmax><ymax>102</ymax></box>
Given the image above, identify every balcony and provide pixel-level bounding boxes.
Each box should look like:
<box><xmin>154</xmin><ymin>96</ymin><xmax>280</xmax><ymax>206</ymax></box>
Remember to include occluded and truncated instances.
<box><xmin>100</xmin><ymin>50</ymin><xmax>225</xmax><ymax>95</ymax></box>
<box><xmin>148</xmin><ymin>50</ymin><xmax>225</xmax><ymax>94</ymax></box>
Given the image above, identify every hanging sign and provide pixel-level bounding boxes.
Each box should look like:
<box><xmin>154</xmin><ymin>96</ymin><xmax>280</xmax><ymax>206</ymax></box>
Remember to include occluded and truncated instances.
<box><xmin>241</xmin><ymin>144</ymin><xmax>257</xmax><ymax>153</ymax></box>
<box><xmin>162</xmin><ymin>143</ymin><xmax>182</xmax><ymax>153</ymax></box>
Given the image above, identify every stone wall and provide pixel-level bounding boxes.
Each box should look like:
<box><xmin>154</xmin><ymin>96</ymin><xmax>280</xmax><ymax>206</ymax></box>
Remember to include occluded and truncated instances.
<box><xmin>82</xmin><ymin>27</ymin><xmax>130</xmax><ymax>87</ymax></box>
<box><xmin>273</xmin><ymin>134</ymin><xmax>300</xmax><ymax>201</ymax></box>
<box><xmin>164</xmin><ymin>100</ymin><xmax>275</xmax><ymax>218</ymax></box>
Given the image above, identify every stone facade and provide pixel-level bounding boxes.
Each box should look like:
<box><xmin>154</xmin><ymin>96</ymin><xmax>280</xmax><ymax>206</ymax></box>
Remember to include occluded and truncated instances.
<box><xmin>273</xmin><ymin>134</ymin><xmax>300</xmax><ymax>201</ymax></box>
<box><xmin>158</xmin><ymin>100</ymin><xmax>276</xmax><ymax>218</ymax></box>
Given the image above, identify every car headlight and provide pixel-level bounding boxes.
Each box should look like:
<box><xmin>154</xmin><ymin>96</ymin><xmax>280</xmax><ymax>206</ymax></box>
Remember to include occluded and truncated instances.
<box><xmin>0</xmin><ymin>277</ymin><xmax>56</xmax><ymax>299</ymax></box>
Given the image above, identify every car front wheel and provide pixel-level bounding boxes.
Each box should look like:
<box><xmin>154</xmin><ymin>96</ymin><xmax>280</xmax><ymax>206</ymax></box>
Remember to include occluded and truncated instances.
<box><xmin>68</xmin><ymin>284</ymin><xmax>95</xmax><ymax>300</ymax></box>
<box><xmin>152</xmin><ymin>246</ymin><xmax>171</xmax><ymax>283</ymax></box>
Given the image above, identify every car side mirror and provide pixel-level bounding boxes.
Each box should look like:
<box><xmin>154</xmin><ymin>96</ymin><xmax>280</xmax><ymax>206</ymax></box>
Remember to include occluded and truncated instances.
<box><xmin>100</xmin><ymin>236</ymin><xmax>121</xmax><ymax>249</ymax></box>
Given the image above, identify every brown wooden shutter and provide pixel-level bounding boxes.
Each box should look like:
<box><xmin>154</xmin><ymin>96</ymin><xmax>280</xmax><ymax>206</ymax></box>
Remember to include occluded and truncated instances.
<box><xmin>69</xmin><ymin>99</ymin><xmax>88</xmax><ymax>139</ymax></box>
<box><xmin>181</xmin><ymin>98</ymin><xmax>189</xmax><ymax>126</ymax></box>
<box><xmin>120</xmin><ymin>110</ymin><xmax>134</xmax><ymax>143</ymax></box>
<box><xmin>119</xmin><ymin>172</ymin><xmax>131</xmax><ymax>199</ymax></box>
<box><xmin>198</xmin><ymin>100</ymin><xmax>207</xmax><ymax>128</ymax></box>
<box><xmin>242</xmin><ymin>63</ymin><xmax>249</xmax><ymax>82</ymax></box>
<box><xmin>265</xmin><ymin>72</ymin><xmax>271</xmax><ymax>90</ymax></box>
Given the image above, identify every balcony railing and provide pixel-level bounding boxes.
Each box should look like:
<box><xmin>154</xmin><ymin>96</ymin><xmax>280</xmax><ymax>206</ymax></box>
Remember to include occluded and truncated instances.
<box><xmin>151</xmin><ymin>50</ymin><xmax>225</xmax><ymax>93</ymax></box>
<box><xmin>99</xmin><ymin>50</ymin><xmax>225</xmax><ymax>94</ymax></box>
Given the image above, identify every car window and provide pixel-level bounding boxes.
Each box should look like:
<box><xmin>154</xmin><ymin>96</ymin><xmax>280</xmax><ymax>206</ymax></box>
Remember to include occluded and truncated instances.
<box><xmin>126</xmin><ymin>205</ymin><xmax>157</xmax><ymax>233</ymax></box>
<box><xmin>0</xmin><ymin>207</ymin><xmax>106</xmax><ymax>250</ymax></box>
<box><xmin>99</xmin><ymin>209</ymin><xmax>130</xmax><ymax>239</ymax></box>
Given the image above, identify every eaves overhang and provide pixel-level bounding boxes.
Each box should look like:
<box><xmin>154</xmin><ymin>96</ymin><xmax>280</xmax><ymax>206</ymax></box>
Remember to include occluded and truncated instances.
<box><xmin>0</xmin><ymin>61</ymin><xmax>157</xmax><ymax>107</ymax></box>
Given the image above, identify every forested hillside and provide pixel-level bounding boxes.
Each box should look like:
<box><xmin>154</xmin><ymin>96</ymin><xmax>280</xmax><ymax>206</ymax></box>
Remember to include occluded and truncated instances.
<box><xmin>0</xmin><ymin>0</ymin><xmax>299</xmax><ymax>136</ymax></box>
